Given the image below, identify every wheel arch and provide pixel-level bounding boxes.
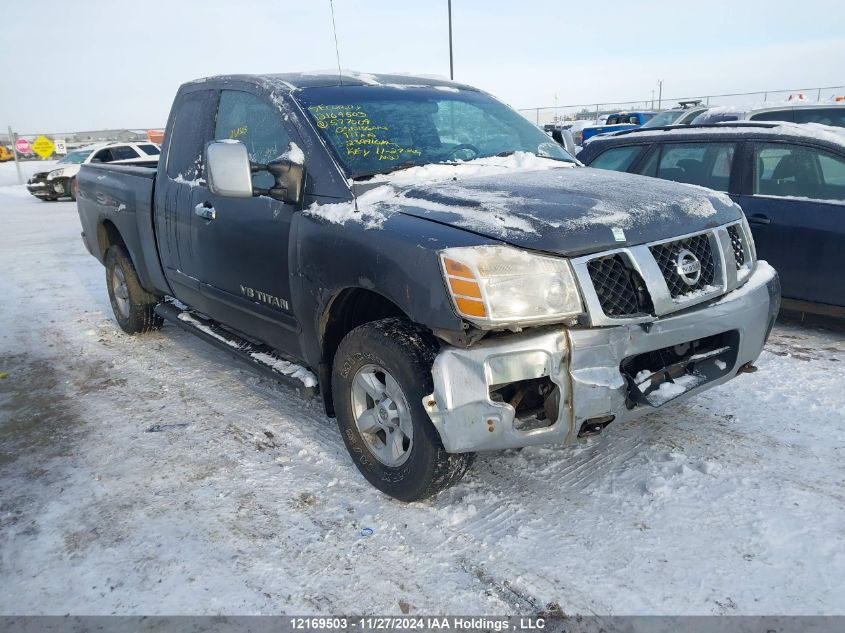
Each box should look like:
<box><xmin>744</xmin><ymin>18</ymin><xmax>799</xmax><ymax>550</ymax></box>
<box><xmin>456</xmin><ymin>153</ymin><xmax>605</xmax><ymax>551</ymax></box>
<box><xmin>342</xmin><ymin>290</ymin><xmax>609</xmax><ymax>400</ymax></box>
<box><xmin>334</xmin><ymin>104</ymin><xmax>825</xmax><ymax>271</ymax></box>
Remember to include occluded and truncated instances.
<box><xmin>97</xmin><ymin>219</ymin><xmax>127</xmax><ymax>260</ymax></box>
<box><xmin>318</xmin><ymin>287</ymin><xmax>412</xmax><ymax>417</ymax></box>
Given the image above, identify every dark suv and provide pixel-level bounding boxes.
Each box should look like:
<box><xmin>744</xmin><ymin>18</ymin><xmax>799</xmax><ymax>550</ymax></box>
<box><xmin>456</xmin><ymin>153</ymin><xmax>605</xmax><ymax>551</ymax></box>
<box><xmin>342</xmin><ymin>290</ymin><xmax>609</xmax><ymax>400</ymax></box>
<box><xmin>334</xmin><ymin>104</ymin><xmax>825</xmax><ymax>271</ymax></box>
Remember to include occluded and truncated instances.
<box><xmin>577</xmin><ymin>122</ymin><xmax>845</xmax><ymax>314</ymax></box>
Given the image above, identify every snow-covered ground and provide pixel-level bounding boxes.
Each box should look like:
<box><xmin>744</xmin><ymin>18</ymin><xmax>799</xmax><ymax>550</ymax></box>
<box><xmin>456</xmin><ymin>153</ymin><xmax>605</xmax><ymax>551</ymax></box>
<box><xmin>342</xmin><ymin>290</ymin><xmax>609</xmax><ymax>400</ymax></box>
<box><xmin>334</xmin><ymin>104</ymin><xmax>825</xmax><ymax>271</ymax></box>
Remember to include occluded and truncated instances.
<box><xmin>0</xmin><ymin>165</ymin><xmax>843</xmax><ymax>616</ymax></box>
<box><xmin>0</xmin><ymin>159</ymin><xmax>56</xmax><ymax>186</ymax></box>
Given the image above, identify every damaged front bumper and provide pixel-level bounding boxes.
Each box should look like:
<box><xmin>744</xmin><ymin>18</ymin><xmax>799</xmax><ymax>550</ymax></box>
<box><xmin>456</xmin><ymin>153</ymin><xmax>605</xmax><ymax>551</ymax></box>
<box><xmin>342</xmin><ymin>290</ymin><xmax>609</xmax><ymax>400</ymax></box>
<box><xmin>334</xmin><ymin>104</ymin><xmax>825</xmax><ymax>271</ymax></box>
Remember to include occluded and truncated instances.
<box><xmin>26</xmin><ymin>174</ymin><xmax>67</xmax><ymax>199</ymax></box>
<box><xmin>423</xmin><ymin>262</ymin><xmax>781</xmax><ymax>453</ymax></box>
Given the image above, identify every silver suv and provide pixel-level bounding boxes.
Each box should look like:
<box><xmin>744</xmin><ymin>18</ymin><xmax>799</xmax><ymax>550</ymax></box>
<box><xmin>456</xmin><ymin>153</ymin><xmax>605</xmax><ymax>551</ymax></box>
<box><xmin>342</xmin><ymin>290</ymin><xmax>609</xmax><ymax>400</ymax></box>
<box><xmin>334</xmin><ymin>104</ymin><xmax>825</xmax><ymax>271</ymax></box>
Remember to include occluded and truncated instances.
<box><xmin>692</xmin><ymin>103</ymin><xmax>845</xmax><ymax>127</ymax></box>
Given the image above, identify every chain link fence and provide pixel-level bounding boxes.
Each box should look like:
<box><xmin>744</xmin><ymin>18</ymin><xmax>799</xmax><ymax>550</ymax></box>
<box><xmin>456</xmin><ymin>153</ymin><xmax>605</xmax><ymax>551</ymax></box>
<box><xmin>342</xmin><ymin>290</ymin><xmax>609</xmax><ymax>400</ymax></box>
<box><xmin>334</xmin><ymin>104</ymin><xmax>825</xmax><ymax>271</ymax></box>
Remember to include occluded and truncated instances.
<box><xmin>518</xmin><ymin>85</ymin><xmax>845</xmax><ymax>127</ymax></box>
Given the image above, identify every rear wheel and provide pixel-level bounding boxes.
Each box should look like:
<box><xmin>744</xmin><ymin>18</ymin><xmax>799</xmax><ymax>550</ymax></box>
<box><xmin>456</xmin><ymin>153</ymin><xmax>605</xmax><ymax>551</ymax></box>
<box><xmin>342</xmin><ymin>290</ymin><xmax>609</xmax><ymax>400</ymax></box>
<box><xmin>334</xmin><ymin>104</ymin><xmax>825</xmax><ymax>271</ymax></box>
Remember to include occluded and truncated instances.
<box><xmin>105</xmin><ymin>245</ymin><xmax>163</xmax><ymax>334</ymax></box>
<box><xmin>332</xmin><ymin>318</ymin><xmax>474</xmax><ymax>501</ymax></box>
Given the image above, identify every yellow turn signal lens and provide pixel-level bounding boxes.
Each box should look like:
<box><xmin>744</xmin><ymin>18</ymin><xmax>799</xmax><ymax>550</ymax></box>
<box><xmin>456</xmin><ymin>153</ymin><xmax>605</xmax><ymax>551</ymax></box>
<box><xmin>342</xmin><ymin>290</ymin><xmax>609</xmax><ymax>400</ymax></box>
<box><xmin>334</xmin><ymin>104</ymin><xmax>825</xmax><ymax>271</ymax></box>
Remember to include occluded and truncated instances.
<box><xmin>443</xmin><ymin>256</ymin><xmax>487</xmax><ymax>318</ymax></box>
<box><xmin>444</xmin><ymin>258</ymin><xmax>473</xmax><ymax>278</ymax></box>
<box><xmin>455</xmin><ymin>297</ymin><xmax>487</xmax><ymax>317</ymax></box>
<box><xmin>448</xmin><ymin>277</ymin><xmax>482</xmax><ymax>299</ymax></box>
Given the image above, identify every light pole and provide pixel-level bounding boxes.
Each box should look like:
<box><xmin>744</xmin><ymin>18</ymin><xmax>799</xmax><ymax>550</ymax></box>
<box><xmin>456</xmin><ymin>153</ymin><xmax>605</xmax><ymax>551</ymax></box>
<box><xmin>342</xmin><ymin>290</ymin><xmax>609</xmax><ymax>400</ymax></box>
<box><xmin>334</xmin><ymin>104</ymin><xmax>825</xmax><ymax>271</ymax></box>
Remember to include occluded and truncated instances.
<box><xmin>657</xmin><ymin>79</ymin><xmax>663</xmax><ymax>110</ymax></box>
<box><xmin>448</xmin><ymin>0</ymin><xmax>454</xmax><ymax>80</ymax></box>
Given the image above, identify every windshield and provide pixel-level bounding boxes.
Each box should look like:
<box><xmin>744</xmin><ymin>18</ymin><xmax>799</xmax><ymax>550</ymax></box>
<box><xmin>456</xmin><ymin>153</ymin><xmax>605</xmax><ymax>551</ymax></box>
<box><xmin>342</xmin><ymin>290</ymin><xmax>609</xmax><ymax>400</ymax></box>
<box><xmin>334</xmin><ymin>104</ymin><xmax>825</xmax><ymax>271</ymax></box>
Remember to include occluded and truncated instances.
<box><xmin>641</xmin><ymin>111</ymin><xmax>683</xmax><ymax>128</ymax></box>
<box><xmin>58</xmin><ymin>150</ymin><xmax>92</xmax><ymax>164</ymax></box>
<box><xmin>296</xmin><ymin>86</ymin><xmax>574</xmax><ymax>178</ymax></box>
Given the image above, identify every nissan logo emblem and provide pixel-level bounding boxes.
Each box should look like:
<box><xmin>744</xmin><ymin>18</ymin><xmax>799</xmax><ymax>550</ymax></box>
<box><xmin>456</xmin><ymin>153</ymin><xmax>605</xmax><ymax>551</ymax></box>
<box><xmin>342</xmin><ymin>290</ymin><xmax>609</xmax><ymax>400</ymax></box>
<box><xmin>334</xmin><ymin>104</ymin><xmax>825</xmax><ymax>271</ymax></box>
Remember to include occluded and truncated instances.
<box><xmin>675</xmin><ymin>248</ymin><xmax>702</xmax><ymax>285</ymax></box>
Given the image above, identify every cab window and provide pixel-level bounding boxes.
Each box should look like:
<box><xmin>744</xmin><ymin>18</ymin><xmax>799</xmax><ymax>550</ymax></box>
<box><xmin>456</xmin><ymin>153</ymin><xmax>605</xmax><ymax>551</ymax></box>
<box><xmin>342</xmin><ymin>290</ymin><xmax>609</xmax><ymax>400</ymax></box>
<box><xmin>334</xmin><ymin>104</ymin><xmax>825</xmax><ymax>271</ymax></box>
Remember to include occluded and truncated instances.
<box><xmin>91</xmin><ymin>148</ymin><xmax>114</xmax><ymax>163</ymax></box>
<box><xmin>755</xmin><ymin>143</ymin><xmax>845</xmax><ymax>201</ymax></box>
<box><xmin>589</xmin><ymin>146</ymin><xmax>644</xmax><ymax>172</ymax></box>
<box><xmin>791</xmin><ymin>107</ymin><xmax>845</xmax><ymax>127</ymax></box>
<box><xmin>138</xmin><ymin>144</ymin><xmax>161</xmax><ymax>156</ymax></box>
<box><xmin>646</xmin><ymin>142</ymin><xmax>736</xmax><ymax>192</ymax></box>
<box><xmin>215</xmin><ymin>90</ymin><xmax>290</xmax><ymax>165</ymax></box>
<box><xmin>110</xmin><ymin>146</ymin><xmax>140</xmax><ymax>161</ymax></box>
<box><xmin>749</xmin><ymin>109</ymin><xmax>794</xmax><ymax>123</ymax></box>
<box><xmin>166</xmin><ymin>89</ymin><xmax>217</xmax><ymax>180</ymax></box>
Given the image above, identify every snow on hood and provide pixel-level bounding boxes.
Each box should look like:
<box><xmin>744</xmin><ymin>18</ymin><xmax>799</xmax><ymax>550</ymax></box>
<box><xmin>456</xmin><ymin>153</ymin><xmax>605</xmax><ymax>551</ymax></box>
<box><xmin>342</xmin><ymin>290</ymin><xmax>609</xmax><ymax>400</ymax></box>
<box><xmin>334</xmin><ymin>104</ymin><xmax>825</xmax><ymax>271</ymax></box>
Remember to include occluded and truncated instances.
<box><xmin>304</xmin><ymin>152</ymin><xmax>742</xmax><ymax>257</ymax></box>
<box><xmin>304</xmin><ymin>152</ymin><xmax>571</xmax><ymax>231</ymax></box>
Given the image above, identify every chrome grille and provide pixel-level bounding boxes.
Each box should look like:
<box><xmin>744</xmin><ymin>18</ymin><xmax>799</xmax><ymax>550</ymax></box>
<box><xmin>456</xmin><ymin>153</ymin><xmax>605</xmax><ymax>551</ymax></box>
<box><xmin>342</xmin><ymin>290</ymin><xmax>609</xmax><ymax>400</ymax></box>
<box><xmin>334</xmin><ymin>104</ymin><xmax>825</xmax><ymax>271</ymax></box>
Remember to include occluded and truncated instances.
<box><xmin>573</xmin><ymin>224</ymin><xmax>753</xmax><ymax>325</ymax></box>
<box><xmin>586</xmin><ymin>255</ymin><xmax>650</xmax><ymax>317</ymax></box>
<box><xmin>727</xmin><ymin>225</ymin><xmax>745</xmax><ymax>269</ymax></box>
<box><xmin>649</xmin><ymin>234</ymin><xmax>716</xmax><ymax>298</ymax></box>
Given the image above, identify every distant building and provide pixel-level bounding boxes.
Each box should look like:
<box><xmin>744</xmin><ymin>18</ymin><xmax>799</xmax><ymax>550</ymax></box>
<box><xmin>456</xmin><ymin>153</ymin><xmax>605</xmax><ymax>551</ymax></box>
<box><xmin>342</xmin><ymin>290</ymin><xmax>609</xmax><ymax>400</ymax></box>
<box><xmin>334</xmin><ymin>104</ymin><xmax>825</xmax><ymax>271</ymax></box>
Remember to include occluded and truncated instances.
<box><xmin>70</xmin><ymin>129</ymin><xmax>149</xmax><ymax>143</ymax></box>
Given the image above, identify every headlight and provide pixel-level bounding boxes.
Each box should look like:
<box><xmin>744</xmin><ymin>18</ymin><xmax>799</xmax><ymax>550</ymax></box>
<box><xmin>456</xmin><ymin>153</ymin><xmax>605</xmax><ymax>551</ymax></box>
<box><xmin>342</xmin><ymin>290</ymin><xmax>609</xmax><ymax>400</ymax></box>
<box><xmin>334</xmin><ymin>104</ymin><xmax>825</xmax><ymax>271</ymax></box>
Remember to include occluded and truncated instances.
<box><xmin>48</xmin><ymin>169</ymin><xmax>65</xmax><ymax>179</ymax></box>
<box><xmin>439</xmin><ymin>245</ymin><xmax>583</xmax><ymax>328</ymax></box>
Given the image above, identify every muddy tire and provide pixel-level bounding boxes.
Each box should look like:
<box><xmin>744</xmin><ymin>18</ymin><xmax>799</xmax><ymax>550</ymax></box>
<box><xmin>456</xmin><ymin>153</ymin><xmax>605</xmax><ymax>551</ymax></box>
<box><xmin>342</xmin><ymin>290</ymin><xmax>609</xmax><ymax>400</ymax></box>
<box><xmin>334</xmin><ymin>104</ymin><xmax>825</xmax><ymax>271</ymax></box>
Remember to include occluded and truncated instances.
<box><xmin>332</xmin><ymin>318</ymin><xmax>474</xmax><ymax>501</ymax></box>
<box><xmin>105</xmin><ymin>245</ymin><xmax>163</xmax><ymax>334</ymax></box>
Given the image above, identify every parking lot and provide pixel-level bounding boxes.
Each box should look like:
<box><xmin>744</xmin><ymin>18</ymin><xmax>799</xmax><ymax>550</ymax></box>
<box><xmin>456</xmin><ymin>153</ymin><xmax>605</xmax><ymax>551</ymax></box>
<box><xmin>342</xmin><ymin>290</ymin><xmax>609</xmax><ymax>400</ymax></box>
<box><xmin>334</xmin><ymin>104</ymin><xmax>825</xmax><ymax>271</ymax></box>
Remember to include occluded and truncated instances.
<box><xmin>1</xmin><ymin>174</ymin><xmax>843</xmax><ymax>615</ymax></box>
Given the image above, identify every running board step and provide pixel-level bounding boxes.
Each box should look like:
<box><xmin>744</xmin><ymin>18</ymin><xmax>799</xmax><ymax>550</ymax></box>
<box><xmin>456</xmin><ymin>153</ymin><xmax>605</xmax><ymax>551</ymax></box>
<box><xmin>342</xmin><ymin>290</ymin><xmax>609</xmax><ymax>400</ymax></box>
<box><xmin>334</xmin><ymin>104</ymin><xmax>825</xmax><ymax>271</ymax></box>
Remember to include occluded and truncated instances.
<box><xmin>155</xmin><ymin>302</ymin><xmax>318</xmax><ymax>399</ymax></box>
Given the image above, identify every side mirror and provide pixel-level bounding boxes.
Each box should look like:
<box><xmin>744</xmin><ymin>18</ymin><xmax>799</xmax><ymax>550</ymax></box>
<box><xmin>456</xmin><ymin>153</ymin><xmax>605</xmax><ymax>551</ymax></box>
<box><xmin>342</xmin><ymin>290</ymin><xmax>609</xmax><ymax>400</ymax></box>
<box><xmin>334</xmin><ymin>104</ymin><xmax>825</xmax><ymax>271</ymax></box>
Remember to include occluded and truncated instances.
<box><xmin>205</xmin><ymin>140</ymin><xmax>253</xmax><ymax>198</ymax></box>
<box><xmin>266</xmin><ymin>157</ymin><xmax>304</xmax><ymax>206</ymax></box>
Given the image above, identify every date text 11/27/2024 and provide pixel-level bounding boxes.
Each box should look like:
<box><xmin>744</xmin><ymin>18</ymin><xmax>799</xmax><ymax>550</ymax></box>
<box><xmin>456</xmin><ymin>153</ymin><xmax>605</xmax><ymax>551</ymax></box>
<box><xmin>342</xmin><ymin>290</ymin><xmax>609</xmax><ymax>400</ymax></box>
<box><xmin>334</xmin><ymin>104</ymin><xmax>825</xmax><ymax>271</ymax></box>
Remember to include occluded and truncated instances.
<box><xmin>289</xmin><ymin>616</ymin><xmax>548</xmax><ymax>631</ymax></box>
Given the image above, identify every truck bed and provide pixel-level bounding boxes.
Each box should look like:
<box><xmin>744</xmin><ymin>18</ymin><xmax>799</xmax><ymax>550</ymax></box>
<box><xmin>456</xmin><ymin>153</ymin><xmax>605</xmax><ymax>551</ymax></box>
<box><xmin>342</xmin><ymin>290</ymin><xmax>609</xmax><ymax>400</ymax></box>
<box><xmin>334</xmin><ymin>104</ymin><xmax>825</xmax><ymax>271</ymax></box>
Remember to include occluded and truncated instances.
<box><xmin>76</xmin><ymin>163</ymin><xmax>167</xmax><ymax>295</ymax></box>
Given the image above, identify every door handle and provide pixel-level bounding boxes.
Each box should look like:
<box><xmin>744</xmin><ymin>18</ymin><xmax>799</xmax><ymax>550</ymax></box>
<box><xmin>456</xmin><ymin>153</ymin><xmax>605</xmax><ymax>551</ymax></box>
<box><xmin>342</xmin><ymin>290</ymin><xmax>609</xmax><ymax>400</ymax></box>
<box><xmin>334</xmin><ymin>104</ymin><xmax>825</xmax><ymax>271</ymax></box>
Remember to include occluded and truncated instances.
<box><xmin>194</xmin><ymin>202</ymin><xmax>216</xmax><ymax>220</ymax></box>
<box><xmin>747</xmin><ymin>215</ymin><xmax>770</xmax><ymax>226</ymax></box>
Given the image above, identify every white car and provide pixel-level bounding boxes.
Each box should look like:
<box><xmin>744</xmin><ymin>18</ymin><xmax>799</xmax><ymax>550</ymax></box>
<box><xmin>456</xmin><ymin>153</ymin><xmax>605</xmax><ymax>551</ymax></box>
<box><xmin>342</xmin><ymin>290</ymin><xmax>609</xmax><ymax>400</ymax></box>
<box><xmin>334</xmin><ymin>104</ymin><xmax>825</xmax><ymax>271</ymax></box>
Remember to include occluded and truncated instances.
<box><xmin>26</xmin><ymin>141</ymin><xmax>160</xmax><ymax>202</ymax></box>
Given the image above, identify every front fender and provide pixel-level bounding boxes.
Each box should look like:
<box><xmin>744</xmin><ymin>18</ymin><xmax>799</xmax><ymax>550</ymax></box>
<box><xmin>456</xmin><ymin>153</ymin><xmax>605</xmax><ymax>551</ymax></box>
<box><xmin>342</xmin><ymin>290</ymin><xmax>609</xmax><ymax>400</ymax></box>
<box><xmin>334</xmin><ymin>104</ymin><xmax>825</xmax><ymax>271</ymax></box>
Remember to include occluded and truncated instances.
<box><xmin>290</xmin><ymin>208</ymin><xmax>497</xmax><ymax>369</ymax></box>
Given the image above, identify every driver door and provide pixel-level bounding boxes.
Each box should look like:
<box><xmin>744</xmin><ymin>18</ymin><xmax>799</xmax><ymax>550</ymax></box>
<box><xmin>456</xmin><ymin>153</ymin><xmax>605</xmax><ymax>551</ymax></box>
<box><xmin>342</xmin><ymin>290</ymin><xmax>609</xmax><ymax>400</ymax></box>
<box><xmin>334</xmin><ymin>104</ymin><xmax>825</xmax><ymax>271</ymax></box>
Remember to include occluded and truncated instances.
<box><xmin>190</xmin><ymin>88</ymin><xmax>303</xmax><ymax>352</ymax></box>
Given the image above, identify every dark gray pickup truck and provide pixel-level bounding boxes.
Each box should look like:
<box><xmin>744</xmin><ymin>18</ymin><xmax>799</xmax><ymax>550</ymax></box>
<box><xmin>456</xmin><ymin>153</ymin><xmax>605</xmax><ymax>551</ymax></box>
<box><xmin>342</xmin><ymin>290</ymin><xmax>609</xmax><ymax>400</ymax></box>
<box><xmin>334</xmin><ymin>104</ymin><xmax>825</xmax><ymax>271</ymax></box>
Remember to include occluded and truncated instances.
<box><xmin>76</xmin><ymin>72</ymin><xmax>780</xmax><ymax>501</ymax></box>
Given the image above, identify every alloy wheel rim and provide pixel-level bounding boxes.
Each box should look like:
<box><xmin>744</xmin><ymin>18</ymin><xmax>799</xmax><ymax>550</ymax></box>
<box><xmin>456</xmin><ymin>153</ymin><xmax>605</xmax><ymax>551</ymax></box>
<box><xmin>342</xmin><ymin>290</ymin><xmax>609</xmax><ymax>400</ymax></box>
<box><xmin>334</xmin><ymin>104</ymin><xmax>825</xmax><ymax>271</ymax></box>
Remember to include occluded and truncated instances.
<box><xmin>350</xmin><ymin>364</ymin><xmax>413</xmax><ymax>467</ymax></box>
<box><xmin>112</xmin><ymin>267</ymin><xmax>130</xmax><ymax>318</ymax></box>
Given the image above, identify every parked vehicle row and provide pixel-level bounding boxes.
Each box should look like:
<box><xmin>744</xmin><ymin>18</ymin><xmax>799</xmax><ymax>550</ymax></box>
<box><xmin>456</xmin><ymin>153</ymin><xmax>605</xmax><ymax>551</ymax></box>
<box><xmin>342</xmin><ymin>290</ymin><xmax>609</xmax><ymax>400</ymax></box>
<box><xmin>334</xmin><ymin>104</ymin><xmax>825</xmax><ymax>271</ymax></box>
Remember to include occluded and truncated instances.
<box><xmin>581</xmin><ymin>111</ymin><xmax>656</xmax><ymax>142</ymax></box>
<box><xmin>692</xmin><ymin>103</ymin><xmax>845</xmax><ymax>128</ymax></box>
<box><xmin>577</xmin><ymin>121</ymin><xmax>845</xmax><ymax>314</ymax></box>
<box><xmin>574</xmin><ymin>101</ymin><xmax>845</xmax><ymax>146</ymax></box>
<box><xmin>26</xmin><ymin>141</ymin><xmax>159</xmax><ymax>202</ymax></box>
<box><xmin>75</xmin><ymin>72</ymin><xmax>778</xmax><ymax>501</ymax></box>
<box><xmin>641</xmin><ymin>100</ymin><xmax>708</xmax><ymax>128</ymax></box>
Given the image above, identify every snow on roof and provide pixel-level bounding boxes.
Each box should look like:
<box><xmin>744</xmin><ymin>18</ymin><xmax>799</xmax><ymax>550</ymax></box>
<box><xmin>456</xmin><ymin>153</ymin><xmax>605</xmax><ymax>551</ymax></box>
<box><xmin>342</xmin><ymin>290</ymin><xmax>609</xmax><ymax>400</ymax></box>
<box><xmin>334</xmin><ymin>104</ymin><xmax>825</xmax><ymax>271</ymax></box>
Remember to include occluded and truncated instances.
<box><xmin>186</xmin><ymin>71</ymin><xmax>474</xmax><ymax>93</ymax></box>
<box><xmin>595</xmin><ymin>121</ymin><xmax>845</xmax><ymax>147</ymax></box>
<box><xmin>706</xmin><ymin>101</ymin><xmax>845</xmax><ymax>115</ymax></box>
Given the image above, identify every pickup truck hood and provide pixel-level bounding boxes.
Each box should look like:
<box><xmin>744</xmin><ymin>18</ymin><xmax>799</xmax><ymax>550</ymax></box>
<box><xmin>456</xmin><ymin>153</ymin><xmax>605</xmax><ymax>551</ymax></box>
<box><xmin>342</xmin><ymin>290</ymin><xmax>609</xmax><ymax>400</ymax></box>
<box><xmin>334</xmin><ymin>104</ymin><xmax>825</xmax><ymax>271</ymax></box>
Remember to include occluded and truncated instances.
<box><xmin>370</xmin><ymin>167</ymin><xmax>742</xmax><ymax>257</ymax></box>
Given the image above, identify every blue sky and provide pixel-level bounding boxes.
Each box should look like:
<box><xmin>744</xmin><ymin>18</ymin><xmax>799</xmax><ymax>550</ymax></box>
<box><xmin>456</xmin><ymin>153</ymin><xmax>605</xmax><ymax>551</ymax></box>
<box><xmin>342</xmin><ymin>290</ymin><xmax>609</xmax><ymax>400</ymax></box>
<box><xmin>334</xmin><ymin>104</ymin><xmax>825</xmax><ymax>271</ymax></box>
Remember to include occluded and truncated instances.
<box><xmin>1</xmin><ymin>0</ymin><xmax>843</xmax><ymax>131</ymax></box>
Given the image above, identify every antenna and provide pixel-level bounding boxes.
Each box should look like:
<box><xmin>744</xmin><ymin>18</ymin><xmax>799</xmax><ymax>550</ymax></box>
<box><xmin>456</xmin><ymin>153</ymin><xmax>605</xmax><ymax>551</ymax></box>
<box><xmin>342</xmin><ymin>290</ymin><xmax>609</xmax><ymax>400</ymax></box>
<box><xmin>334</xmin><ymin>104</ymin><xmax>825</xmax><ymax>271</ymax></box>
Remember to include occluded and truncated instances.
<box><xmin>329</xmin><ymin>0</ymin><xmax>343</xmax><ymax>86</ymax></box>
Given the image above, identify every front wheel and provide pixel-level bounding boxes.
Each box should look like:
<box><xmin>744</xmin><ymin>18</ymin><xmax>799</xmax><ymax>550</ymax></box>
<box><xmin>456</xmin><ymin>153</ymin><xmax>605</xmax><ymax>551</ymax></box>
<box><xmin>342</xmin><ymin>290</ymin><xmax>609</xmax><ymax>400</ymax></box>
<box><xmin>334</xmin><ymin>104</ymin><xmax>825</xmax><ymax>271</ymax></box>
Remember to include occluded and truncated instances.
<box><xmin>332</xmin><ymin>318</ymin><xmax>474</xmax><ymax>501</ymax></box>
<box><xmin>105</xmin><ymin>245</ymin><xmax>163</xmax><ymax>334</ymax></box>
<box><xmin>67</xmin><ymin>177</ymin><xmax>77</xmax><ymax>201</ymax></box>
